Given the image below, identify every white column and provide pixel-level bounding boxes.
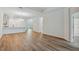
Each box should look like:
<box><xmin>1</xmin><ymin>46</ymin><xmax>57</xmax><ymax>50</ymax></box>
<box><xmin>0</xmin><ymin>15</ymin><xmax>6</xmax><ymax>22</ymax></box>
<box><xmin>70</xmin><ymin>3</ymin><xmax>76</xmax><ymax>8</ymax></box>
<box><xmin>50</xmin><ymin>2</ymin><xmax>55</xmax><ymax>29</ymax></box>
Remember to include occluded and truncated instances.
<box><xmin>64</xmin><ymin>8</ymin><xmax>70</xmax><ymax>41</ymax></box>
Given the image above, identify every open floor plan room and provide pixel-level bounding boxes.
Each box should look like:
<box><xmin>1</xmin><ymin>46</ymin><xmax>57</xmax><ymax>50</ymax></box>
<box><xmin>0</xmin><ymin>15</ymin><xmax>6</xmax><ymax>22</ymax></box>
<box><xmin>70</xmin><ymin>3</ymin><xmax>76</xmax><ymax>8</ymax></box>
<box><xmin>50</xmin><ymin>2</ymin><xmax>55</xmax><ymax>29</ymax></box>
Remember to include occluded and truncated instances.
<box><xmin>0</xmin><ymin>7</ymin><xmax>79</xmax><ymax>51</ymax></box>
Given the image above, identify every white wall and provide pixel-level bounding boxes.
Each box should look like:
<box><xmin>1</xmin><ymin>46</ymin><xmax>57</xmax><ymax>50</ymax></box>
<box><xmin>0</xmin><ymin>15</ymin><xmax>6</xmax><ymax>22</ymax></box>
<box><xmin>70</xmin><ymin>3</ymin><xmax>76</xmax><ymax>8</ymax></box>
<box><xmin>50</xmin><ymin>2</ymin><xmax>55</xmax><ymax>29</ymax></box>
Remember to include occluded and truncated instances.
<box><xmin>43</xmin><ymin>8</ymin><xmax>65</xmax><ymax>38</ymax></box>
<box><xmin>43</xmin><ymin>7</ymin><xmax>79</xmax><ymax>41</ymax></box>
<box><xmin>32</xmin><ymin>17</ymin><xmax>43</xmax><ymax>33</ymax></box>
<box><xmin>70</xmin><ymin>7</ymin><xmax>79</xmax><ymax>15</ymax></box>
<box><xmin>0</xmin><ymin>12</ymin><xmax>3</xmax><ymax>36</ymax></box>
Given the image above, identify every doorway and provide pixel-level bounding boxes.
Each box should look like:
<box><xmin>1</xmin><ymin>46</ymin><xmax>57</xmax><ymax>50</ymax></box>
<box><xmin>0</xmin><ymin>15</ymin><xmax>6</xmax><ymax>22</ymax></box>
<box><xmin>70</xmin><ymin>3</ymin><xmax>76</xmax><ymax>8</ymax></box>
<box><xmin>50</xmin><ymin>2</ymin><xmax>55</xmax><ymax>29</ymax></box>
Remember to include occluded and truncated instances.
<box><xmin>71</xmin><ymin>12</ymin><xmax>79</xmax><ymax>47</ymax></box>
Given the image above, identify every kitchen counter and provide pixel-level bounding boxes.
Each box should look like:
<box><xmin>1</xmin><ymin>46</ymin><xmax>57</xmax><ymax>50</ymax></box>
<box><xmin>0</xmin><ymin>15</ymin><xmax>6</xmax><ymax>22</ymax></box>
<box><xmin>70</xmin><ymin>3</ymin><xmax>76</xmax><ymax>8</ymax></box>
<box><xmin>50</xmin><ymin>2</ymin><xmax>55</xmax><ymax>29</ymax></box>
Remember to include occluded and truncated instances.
<box><xmin>2</xmin><ymin>27</ymin><xmax>26</xmax><ymax>34</ymax></box>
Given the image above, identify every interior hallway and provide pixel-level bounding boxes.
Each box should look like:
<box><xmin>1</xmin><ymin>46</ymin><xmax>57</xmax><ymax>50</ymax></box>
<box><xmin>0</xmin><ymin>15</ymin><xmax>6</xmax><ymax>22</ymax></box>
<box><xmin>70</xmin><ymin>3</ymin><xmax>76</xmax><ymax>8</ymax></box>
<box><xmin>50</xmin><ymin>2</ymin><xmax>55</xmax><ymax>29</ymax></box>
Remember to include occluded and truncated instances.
<box><xmin>0</xmin><ymin>29</ymin><xmax>79</xmax><ymax>51</ymax></box>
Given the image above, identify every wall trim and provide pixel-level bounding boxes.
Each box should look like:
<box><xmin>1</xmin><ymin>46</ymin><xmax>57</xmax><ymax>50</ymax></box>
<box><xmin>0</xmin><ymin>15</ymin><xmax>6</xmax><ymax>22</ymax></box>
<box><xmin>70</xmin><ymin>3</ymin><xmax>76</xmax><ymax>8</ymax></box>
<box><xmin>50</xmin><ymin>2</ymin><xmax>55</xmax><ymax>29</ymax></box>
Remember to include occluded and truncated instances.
<box><xmin>34</xmin><ymin>31</ymin><xmax>67</xmax><ymax>41</ymax></box>
<box><xmin>43</xmin><ymin>33</ymin><xmax>67</xmax><ymax>41</ymax></box>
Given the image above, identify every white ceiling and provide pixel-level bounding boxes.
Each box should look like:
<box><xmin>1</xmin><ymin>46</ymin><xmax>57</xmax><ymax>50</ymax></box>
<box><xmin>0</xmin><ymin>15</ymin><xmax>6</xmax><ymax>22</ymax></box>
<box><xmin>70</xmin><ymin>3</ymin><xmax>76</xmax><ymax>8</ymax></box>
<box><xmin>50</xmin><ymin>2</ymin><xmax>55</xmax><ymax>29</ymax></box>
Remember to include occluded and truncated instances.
<box><xmin>0</xmin><ymin>7</ymin><xmax>42</xmax><ymax>19</ymax></box>
<box><xmin>26</xmin><ymin>7</ymin><xmax>62</xmax><ymax>12</ymax></box>
<box><xmin>0</xmin><ymin>7</ymin><xmax>63</xmax><ymax>19</ymax></box>
<box><xmin>26</xmin><ymin>7</ymin><xmax>48</xmax><ymax>12</ymax></box>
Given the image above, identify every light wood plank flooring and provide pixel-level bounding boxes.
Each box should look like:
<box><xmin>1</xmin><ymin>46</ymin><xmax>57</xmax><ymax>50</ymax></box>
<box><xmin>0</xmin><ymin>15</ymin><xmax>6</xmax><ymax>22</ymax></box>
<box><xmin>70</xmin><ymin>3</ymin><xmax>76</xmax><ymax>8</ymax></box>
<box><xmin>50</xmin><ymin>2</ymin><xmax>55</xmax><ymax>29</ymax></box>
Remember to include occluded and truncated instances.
<box><xmin>0</xmin><ymin>32</ymin><xmax>79</xmax><ymax>51</ymax></box>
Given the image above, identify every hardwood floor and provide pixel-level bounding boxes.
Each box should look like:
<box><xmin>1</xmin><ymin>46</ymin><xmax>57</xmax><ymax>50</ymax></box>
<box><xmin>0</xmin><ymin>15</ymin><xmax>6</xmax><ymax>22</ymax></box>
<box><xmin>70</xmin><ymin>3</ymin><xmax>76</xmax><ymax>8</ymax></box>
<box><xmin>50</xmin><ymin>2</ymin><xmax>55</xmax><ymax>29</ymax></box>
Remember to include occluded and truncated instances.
<box><xmin>0</xmin><ymin>31</ymin><xmax>79</xmax><ymax>51</ymax></box>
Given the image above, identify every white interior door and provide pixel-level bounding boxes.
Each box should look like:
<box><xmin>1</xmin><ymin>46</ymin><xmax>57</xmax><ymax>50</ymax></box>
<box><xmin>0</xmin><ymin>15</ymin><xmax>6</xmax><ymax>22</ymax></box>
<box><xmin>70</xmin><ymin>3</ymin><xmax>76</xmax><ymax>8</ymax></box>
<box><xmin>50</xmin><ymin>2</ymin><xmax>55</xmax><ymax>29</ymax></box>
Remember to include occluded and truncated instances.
<box><xmin>70</xmin><ymin>12</ymin><xmax>79</xmax><ymax>47</ymax></box>
<box><xmin>73</xmin><ymin>17</ymin><xmax>79</xmax><ymax>42</ymax></box>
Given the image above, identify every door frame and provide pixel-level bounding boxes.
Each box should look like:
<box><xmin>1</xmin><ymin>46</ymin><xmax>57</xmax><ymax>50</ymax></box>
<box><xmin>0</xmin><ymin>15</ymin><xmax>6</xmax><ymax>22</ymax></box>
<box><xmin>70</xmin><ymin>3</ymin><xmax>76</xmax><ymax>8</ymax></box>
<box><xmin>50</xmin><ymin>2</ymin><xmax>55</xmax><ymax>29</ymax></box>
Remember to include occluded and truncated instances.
<box><xmin>70</xmin><ymin>15</ymin><xmax>74</xmax><ymax>42</ymax></box>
